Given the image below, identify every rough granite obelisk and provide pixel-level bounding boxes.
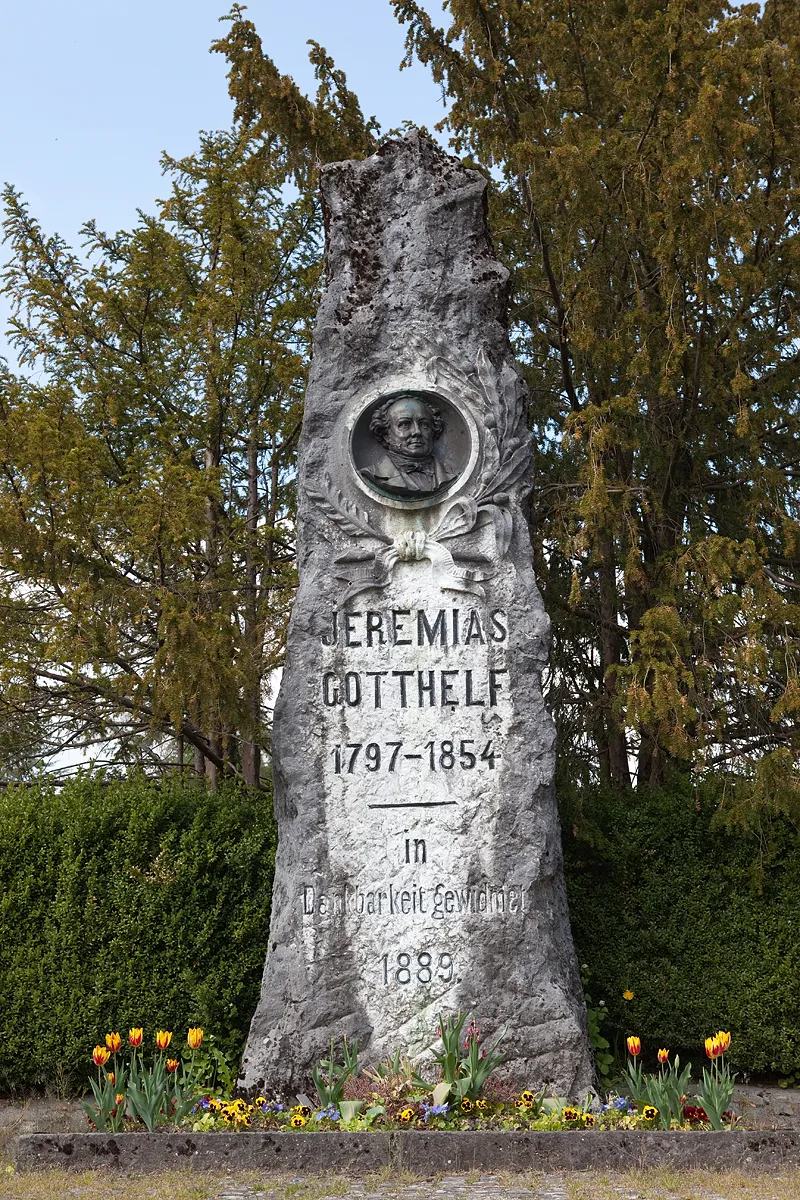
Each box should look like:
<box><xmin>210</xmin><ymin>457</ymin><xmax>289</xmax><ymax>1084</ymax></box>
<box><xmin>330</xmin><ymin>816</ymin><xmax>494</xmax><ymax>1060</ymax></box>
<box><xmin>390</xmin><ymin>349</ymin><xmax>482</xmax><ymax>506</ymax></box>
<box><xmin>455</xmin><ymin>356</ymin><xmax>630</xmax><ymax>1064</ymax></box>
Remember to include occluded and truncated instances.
<box><xmin>240</xmin><ymin>131</ymin><xmax>594</xmax><ymax>1097</ymax></box>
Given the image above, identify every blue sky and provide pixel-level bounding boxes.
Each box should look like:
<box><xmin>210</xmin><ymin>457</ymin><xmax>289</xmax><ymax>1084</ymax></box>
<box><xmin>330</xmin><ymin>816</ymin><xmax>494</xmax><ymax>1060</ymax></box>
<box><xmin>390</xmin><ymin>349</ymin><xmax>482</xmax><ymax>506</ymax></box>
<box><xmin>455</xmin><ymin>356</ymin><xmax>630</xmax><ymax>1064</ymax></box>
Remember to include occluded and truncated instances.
<box><xmin>0</xmin><ymin>1</ymin><xmax>448</xmax><ymax>358</ymax></box>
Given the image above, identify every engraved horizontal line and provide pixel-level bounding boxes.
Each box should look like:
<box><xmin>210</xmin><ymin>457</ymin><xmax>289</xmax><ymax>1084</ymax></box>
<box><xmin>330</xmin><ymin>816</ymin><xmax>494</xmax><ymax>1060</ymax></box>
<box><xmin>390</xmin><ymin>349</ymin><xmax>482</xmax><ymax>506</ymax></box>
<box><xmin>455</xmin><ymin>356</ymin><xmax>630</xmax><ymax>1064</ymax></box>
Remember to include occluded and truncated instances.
<box><xmin>367</xmin><ymin>801</ymin><xmax>457</xmax><ymax>809</ymax></box>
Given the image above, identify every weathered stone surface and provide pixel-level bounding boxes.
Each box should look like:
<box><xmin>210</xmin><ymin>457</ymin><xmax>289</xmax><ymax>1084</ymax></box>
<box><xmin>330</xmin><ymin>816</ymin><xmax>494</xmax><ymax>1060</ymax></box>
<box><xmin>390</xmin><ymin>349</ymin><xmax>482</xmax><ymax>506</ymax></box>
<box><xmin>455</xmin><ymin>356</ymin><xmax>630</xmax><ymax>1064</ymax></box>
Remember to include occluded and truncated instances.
<box><xmin>394</xmin><ymin>1129</ymin><xmax>800</xmax><ymax>1173</ymax></box>
<box><xmin>15</xmin><ymin>1130</ymin><xmax>800</xmax><ymax>1174</ymax></box>
<box><xmin>241</xmin><ymin>131</ymin><xmax>592</xmax><ymax>1095</ymax></box>
<box><xmin>13</xmin><ymin>1131</ymin><xmax>392</xmax><ymax>1173</ymax></box>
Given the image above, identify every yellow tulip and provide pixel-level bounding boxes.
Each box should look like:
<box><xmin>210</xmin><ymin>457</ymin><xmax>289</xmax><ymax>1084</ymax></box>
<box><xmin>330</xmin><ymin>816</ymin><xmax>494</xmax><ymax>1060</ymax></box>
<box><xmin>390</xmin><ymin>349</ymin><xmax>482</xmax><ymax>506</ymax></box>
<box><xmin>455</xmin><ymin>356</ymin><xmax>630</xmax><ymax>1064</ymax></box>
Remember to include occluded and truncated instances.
<box><xmin>92</xmin><ymin>1045</ymin><xmax>110</xmax><ymax>1067</ymax></box>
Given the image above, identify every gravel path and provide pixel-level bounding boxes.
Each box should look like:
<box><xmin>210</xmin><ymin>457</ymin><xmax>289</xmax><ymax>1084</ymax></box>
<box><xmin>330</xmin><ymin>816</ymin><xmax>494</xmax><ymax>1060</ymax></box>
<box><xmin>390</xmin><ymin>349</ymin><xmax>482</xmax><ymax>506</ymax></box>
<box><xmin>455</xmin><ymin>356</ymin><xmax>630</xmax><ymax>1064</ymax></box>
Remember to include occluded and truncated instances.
<box><xmin>214</xmin><ymin>1178</ymin><xmax>568</xmax><ymax>1200</ymax></box>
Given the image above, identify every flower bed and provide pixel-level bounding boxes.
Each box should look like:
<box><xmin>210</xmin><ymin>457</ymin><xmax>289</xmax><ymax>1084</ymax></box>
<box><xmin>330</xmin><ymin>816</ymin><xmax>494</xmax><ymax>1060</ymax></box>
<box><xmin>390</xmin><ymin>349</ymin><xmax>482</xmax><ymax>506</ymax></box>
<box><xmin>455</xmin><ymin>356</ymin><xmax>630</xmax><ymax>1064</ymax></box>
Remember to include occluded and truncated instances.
<box><xmin>82</xmin><ymin>1013</ymin><xmax>739</xmax><ymax>1138</ymax></box>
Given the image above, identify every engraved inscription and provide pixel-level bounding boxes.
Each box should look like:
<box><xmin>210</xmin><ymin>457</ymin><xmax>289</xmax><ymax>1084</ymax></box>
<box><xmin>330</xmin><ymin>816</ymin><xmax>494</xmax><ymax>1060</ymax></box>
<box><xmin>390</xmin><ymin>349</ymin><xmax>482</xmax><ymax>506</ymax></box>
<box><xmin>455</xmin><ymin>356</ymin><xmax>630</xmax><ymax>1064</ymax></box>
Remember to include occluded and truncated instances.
<box><xmin>301</xmin><ymin>881</ymin><xmax>528</xmax><ymax>921</ymax></box>
<box><xmin>405</xmin><ymin>838</ymin><xmax>427</xmax><ymax>864</ymax></box>
<box><xmin>321</xmin><ymin>607</ymin><xmax>509</xmax><ymax>647</ymax></box>
<box><xmin>380</xmin><ymin>950</ymin><xmax>454</xmax><ymax>985</ymax></box>
<box><xmin>322</xmin><ymin>670</ymin><xmax>508</xmax><ymax>709</ymax></box>
<box><xmin>331</xmin><ymin>739</ymin><xmax>499</xmax><ymax>773</ymax></box>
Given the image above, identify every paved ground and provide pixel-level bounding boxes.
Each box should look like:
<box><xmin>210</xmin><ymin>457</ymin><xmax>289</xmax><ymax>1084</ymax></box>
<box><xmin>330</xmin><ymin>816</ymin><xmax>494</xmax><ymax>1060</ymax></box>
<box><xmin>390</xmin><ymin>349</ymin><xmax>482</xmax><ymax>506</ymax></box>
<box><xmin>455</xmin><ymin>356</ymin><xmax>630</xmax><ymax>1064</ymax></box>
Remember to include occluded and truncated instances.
<box><xmin>214</xmin><ymin>1177</ymin><xmax>570</xmax><ymax>1200</ymax></box>
<box><xmin>159</xmin><ymin>1168</ymin><xmax>800</xmax><ymax>1200</ymax></box>
<box><xmin>2</xmin><ymin>1168</ymin><xmax>800</xmax><ymax>1199</ymax></box>
<box><xmin>207</xmin><ymin>1170</ymin><xmax>800</xmax><ymax>1200</ymax></box>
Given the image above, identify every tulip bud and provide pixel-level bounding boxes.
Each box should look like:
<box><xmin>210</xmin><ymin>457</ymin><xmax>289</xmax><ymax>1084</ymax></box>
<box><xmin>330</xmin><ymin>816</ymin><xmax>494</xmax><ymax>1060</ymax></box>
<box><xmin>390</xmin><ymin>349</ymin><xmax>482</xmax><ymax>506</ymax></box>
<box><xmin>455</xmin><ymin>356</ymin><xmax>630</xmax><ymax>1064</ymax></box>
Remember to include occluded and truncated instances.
<box><xmin>105</xmin><ymin>1032</ymin><xmax>122</xmax><ymax>1053</ymax></box>
<box><xmin>128</xmin><ymin>1028</ymin><xmax>144</xmax><ymax>1049</ymax></box>
<box><xmin>187</xmin><ymin>1027</ymin><xmax>204</xmax><ymax>1051</ymax></box>
<box><xmin>626</xmin><ymin>1036</ymin><xmax>641</xmax><ymax>1057</ymax></box>
<box><xmin>657</xmin><ymin>1048</ymin><xmax>669</xmax><ymax>1065</ymax></box>
<box><xmin>155</xmin><ymin>1030</ymin><xmax>172</xmax><ymax>1051</ymax></box>
<box><xmin>92</xmin><ymin>1045</ymin><xmax>110</xmax><ymax>1067</ymax></box>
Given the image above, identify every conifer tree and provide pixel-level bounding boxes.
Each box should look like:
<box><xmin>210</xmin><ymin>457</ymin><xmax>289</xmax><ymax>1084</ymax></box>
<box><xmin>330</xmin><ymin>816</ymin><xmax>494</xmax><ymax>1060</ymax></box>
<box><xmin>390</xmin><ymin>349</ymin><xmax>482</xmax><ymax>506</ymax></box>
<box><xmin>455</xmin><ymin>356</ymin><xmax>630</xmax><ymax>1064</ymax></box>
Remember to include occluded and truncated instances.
<box><xmin>0</xmin><ymin>127</ymin><xmax>321</xmax><ymax>784</ymax></box>
<box><xmin>387</xmin><ymin>0</ymin><xmax>800</xmax><ymax>795</ymax></box>
<box><xmin>6</xmin><ymin>2</ymin><xmax>800</xmax><ymax>806</ymax></box>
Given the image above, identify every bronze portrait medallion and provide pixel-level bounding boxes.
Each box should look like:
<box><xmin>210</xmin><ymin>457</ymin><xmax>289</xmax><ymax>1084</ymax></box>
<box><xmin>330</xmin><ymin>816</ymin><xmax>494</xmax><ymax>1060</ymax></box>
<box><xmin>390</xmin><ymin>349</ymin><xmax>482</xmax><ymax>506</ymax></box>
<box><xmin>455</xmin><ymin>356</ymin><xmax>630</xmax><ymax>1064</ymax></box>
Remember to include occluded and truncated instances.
<box><xmin>350</xmin><ymin>390</ymin><xmax>473</xmax><ymax>505</ymax></box>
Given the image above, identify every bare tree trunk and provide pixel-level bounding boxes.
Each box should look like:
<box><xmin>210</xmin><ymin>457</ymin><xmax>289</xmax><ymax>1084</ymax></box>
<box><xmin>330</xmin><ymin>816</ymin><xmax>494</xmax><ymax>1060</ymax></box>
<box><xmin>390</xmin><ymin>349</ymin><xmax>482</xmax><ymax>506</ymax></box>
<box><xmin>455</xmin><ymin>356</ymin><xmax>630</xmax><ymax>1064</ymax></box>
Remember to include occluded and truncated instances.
<box><xmin>202</xmin><ymin>393</ymin><xmax>223</xmax><ymax>789</ymax></box>
<box><xmin>242</xmin><ymin>416</ymin><xmax>262</xmax><ymax>788</ymax></box>
<box><xmin>598</xmin><ymin>536</ymin><xmax>632</xmax><ymax>791</ymax></box>
<box><xmin>205</xmin><ymin>739</ymin><xmax>221</xmax><ymax>789</ymax></box>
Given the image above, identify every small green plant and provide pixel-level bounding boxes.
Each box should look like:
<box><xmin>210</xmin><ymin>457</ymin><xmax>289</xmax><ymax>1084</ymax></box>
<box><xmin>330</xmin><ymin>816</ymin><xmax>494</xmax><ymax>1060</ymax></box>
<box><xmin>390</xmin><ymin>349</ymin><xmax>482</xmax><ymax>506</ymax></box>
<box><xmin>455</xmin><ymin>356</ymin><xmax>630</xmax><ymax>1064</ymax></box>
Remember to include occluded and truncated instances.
<box><xmin>432</xmin><ymin>1013</ymin><xmax>505</xmax><ymax>1102</ymax></box>
<box><xmin>312</xmin><ymin>1037</ymin><xmax>359</xmax><ymax>1107</ymax></box>
<box><xmin>126</xmin><ymin>1049</ymin><xmax>170</xmax><ymax>1131</ymax></box>
<box><xmin>83</xmin><ymin>1044</ymin><xmax>128</xmax><ymax>1133</ymax></box>
<box><xmin>622</xmin><ymin>1036</ymin><xmax>646</xmax><ymax>1103</ymax></box>
<box><xmin>697</xmin><ymin>1032</ymin><xmax>735</xmax><ymax>1130</ymax></box>
<box><xmin>364</xmin><ymin>1048</ymin><xmax>428</xmax><ymax>1103</ymax></box>
<box><xmin>580</xmin><ymin>964</ymin><xmax>614</xmax><ymax>1078</ymax></box>
<box><xmin>191</xmin><ymin>1034</ymin><xmax>238</xmax><ymax>1098</ymax></box>
<box><xmin>642</xmin><ymin>1050</ymin><xmax>693</xmax><ymax>1130</ymax></box>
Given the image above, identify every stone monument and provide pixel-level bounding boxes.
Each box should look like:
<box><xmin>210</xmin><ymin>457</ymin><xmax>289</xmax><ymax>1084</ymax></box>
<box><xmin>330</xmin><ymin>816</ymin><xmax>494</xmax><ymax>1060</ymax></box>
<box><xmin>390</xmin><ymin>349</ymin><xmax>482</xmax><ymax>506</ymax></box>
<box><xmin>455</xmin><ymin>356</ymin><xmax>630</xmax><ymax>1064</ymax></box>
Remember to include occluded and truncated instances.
<box><xmin>240</xmin><ymin>131</ymin><xmax>594</xmax><ymax>1097</ymax></box>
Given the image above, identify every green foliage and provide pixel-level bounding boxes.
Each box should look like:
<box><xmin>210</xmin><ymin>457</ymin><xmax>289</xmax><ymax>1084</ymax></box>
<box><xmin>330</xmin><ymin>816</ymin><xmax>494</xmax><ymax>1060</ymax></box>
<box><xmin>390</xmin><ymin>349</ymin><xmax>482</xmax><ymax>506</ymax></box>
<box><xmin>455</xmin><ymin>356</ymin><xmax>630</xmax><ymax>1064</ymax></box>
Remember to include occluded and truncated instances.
<box><xmin>388</xmin><ymin>0</ymin><xmax>800</xmax><ymax>790</ymax></box>
<box><xmin>432</xmin><ymin>1012</ymin><xmax>505</xmax><ymax>1102</ymax></box>
<box><xmin>0</xmin><ymin>118</ymin><xmax>322</xmax><ymax>784</ymax></box>
<box><xmin>364</xmin><ymin>1048</ymin><xmax>427</xmax><ymax>1099</ymax></box>
<box><xmin>643</xmin><ymin>1056</ymin><xmax>693</xmax><ymax>1130</ymax></box>
<box><xmin>84</xmin><ymin>1064</ymin><xmax>127</xmax><ymax>1133</ymax></box>
<box><xmin>698</xmin><ymin>1054</ymin><xmax>736</xmax><ymax>1131</ymax></box>
<box><xmin>190</xmin><ymin>1033</ymin><xmax>238</xmax><ymax>1098</ymax></box>
<box><xmin>311</xmin><ymin>1038</ymin><xmax>359</xmax><ymax>1107</ymax></box>
<box><xmin>563</xmin><ymin>775</ymin><xmax>800</xmax><ymax>1076</ymax></box>
<box><xmin>0</xmin><ymin>774</ymin><xmax>275</xmax><ymax>1093</ymax></box>
<box><xmin>212</xmin><ymin>6</ymin><xmax>378</xmax><ymax>187</ymax></box>
<box><xmin>579</xmin><ymin>964</ymin><xmax>613</xmax><ymax>1078</ymax></box>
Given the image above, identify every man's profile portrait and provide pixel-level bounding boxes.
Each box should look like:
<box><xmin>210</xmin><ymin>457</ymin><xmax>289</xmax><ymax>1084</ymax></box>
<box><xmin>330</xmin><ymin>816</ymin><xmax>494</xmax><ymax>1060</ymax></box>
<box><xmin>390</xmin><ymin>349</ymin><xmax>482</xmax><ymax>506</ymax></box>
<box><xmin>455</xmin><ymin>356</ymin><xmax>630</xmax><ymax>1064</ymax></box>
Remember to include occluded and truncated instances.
<box><xmin>358</xmin><ymin>392</ymin><xmax>459</xmax><ymax>499</ymax></box>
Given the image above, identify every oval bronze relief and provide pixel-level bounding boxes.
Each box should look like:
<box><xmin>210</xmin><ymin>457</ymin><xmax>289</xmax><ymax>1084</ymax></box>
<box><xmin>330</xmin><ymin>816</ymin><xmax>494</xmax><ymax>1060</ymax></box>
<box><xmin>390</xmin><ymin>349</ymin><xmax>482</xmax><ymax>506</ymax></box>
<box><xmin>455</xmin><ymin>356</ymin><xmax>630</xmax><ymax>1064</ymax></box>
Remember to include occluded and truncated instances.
<box><xmin>350</xmin><ymin>390</ymin><xmax>473</xmax><ymax>505</ymax></box>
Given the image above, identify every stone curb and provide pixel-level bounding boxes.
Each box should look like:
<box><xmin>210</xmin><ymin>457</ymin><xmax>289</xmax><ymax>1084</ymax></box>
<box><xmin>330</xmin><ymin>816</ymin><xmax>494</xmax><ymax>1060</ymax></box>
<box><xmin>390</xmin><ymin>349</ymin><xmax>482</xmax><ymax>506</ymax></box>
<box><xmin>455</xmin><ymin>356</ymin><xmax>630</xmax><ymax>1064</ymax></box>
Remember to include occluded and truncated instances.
<box><xmin>13</xmin><ymin>1130</ymin><xmax>800</xmax><ymax>1174</ymax></box>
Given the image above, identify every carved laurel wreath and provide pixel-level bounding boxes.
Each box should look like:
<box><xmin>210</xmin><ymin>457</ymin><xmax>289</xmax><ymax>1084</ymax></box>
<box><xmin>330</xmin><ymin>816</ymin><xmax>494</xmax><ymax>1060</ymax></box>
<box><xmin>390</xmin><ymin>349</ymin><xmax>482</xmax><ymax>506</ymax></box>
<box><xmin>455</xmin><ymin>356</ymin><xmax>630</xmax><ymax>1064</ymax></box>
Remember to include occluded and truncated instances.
<box><xmin>308</xmin><ymin>350</ymin><xmax>532</xmax><ymax>602</ymax></box>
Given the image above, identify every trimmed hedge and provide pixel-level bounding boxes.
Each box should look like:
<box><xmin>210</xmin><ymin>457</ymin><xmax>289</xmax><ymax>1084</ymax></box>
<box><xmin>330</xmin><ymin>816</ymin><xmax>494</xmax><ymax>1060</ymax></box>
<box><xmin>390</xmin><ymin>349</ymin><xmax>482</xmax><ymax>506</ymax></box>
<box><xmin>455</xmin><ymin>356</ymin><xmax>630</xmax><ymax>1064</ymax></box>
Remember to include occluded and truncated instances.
<box><xmin>563</xmin><ymin>777</ymin><xmax>800</xmax><ymax>1078</ymax></box>
<box><xmin>2</xmin><ymin>770</ymin><xmax>798</xmax><ymax>1092</ymax></box>
<box><xmin>0</xmin><ymin>775</ymin><xmax>275</xmax><ymax>1093</ymax></box>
